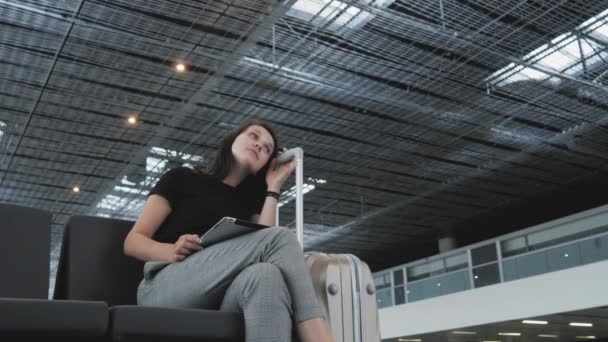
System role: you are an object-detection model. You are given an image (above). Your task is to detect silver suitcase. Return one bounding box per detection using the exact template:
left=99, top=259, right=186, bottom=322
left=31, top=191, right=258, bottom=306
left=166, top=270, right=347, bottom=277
left=277, top=148, right=381, bottom=342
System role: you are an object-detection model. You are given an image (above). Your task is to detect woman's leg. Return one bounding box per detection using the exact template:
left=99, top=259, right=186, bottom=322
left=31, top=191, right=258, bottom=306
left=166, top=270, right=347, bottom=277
left=138, top=226, right=324, bottom=323
left=219, top=263, right=293, bottom=342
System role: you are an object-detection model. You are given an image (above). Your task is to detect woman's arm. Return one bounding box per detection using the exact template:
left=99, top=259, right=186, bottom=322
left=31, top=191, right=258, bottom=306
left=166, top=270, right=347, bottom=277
left=253, top=186, right=280, bottom=226
left=124, top=194, right=201, bottom=262
left=254, top=153, right=296, bottom=226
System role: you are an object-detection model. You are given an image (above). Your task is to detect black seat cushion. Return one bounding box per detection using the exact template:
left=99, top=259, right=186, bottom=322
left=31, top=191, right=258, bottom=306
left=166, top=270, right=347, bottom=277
left=110, top=305, right=244, bottom=342
left=0, top=297, right=107, bottom=336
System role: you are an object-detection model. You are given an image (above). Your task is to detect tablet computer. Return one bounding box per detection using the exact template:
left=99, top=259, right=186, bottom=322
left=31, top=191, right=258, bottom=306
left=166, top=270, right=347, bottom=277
left=199, top=217, right=269, bottom=248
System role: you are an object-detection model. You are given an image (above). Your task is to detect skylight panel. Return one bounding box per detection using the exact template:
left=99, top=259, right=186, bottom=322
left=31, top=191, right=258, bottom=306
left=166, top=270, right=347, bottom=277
left=94, top=146, right=205, bottom=218
left=277, top=177, right=326, bottom=207
left=287, top=0, right=393, bottom=31
left=487, top=8, right=608, bottom=87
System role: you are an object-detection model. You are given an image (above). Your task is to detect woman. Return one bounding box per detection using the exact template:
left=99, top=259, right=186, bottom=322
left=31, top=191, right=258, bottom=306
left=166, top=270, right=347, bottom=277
left=123, top=119, right=335, bottom=342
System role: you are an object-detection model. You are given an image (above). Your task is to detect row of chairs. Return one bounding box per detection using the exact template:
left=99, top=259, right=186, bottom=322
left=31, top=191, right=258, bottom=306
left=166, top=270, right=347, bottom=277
left=0, top=203, right=244, bottom=341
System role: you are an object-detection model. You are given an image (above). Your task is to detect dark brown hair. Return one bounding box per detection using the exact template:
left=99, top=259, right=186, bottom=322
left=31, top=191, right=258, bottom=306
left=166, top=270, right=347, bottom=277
left=207, top=119, right=280, bottom=205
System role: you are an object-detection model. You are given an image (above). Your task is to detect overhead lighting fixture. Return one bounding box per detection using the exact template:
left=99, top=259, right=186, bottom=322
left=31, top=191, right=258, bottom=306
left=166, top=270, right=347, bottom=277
left=523, top=320, right=548, bottom=325
left=126, top=115, right=139, bottom=126
left=538, top=335, right=558, bottom=338
left=498, top=332, right=521, bottom=336
left=483, top=340, right=502, bottom=342
left=452, top=331, right=477, bottom=335
left=570, top=322, right=593, bottom=327
left=72, top=186, right=80, bottom=193
left=575, top=336, right=596, bottom=340
left=175, top=62, right=187, bottom=73
left=398, top=339, right=421, bottom=342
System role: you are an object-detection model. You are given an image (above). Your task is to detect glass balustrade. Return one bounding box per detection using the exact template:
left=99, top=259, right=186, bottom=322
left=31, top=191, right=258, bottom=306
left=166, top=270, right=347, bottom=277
left=372, top=207, right=608, bottom=308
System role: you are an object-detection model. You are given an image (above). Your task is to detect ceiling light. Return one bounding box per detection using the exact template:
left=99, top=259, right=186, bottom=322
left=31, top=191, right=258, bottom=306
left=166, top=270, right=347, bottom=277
left=452, top=331, right=476, bottom=335
left=175, top=62, right=187, bottom=73
left=398, top=339, right=421, bottom=342
left=72, top=186, right=80, bottom=193
left=570, top=322, right=593, bottom=327
left=523, top=320, right=548, bottom=325
left=575, top=337, right=596, bottom=340
left=483, top=340, right=502, bottom=342
left=499, top=332, right=521, bottom=336
left=126, top=115, right=139, bottom=125
left=538, top=335, right=558, bottom=338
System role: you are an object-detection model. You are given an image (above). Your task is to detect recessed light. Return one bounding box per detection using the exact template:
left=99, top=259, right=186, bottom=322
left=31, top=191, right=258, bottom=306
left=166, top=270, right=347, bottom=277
left=538, top=335, right=558, bottom=338
left=72, top=186, right=80, bottom=193
left=175, top=62, right=187, bottom=73
left=575, top=336, right=596, bottom=340
left=498, top=332, right=521, bottom=336
left=126, top=114, right=140, bottom=126
left=570, top=322, right=593, bottom=327
left=398, top=339, right=421, bottom=342
left=452, top=331, right=476, bottom=335
left=523, top=320, right=548, bottom=325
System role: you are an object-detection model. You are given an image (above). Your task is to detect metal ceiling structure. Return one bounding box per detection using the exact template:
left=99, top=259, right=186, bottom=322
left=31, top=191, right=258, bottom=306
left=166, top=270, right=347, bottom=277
left=2, top=0, right=608, bottom=291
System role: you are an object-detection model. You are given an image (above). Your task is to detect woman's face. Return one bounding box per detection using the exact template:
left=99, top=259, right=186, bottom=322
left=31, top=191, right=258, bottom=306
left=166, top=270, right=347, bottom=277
left=231, top=125, right=275, bottom=174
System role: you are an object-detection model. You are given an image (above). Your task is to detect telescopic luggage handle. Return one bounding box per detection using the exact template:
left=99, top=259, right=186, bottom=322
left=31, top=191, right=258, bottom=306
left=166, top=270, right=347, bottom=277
left=275, top=147, right=304, bottom=248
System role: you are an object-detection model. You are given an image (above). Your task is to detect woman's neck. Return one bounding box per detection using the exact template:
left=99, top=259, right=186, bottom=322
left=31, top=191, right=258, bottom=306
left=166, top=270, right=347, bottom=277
left=222, top=165, right=250, bottom=187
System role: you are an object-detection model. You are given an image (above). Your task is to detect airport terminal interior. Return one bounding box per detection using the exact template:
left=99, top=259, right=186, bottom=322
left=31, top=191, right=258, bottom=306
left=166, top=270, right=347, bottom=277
left=1, top=0, right=607, bottom=341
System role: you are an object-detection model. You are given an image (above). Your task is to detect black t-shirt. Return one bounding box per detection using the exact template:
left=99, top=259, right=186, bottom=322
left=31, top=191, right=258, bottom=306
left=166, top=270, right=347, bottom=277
left=149, top=167, right=265, bottom=243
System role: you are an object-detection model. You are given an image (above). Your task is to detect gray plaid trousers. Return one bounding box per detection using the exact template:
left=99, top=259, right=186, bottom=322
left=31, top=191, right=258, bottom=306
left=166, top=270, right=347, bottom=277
left=137, top=226, right=325, bottom=342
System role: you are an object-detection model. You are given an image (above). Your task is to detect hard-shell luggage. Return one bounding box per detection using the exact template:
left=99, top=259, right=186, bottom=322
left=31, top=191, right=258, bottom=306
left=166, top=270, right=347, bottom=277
left=277, top=148, right=381, bottom=342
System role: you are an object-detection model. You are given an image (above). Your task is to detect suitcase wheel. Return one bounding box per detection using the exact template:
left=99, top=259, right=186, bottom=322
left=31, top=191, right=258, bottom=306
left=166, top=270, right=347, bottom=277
left=367, top=283, right=376, bottom=295
left=327, top=283, right=339, bottom=295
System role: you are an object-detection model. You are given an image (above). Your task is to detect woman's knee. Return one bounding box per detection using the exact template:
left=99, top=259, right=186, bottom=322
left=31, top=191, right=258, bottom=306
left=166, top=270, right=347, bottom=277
left=263, top=226, right=299, bottom=245
left=247, top=263, right=289, bottom=293
left=243, top=262, right=283, bottom=284
left=242, top=263, right=292, bottom=306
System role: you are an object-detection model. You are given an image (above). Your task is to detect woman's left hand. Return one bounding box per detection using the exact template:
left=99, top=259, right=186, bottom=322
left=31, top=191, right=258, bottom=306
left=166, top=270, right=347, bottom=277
left=266, top=147, right=296, bottom=192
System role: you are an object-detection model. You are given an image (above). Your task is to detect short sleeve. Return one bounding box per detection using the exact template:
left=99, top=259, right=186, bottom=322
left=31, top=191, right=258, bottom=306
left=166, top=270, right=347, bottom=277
left=249, top=194, right=265, bottom=215
left=148, top=167, right=189, bottom=208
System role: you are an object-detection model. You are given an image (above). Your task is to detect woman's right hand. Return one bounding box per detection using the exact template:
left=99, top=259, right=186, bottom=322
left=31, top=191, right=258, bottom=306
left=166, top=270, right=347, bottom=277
left=169, top=234, right=203, bottom=262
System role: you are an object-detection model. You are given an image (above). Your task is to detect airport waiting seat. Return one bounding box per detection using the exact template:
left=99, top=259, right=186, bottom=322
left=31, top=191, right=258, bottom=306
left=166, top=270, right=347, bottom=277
left=54, top=215, right=244, bottom=341
left=0, top=203, right=108, bottom=341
